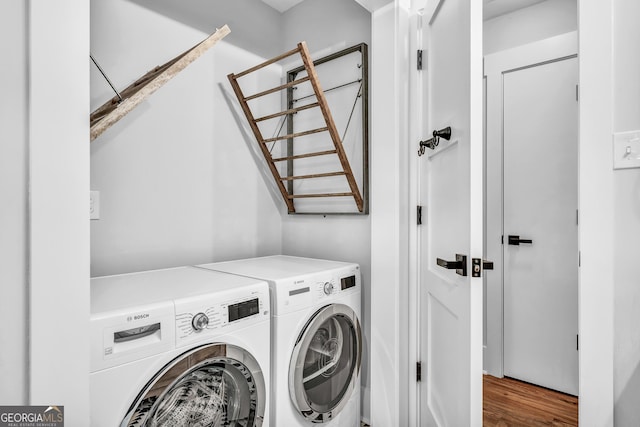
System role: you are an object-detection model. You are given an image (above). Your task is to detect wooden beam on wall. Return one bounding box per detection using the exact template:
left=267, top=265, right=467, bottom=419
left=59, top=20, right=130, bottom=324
left=90, top=25, right=230, bottom=141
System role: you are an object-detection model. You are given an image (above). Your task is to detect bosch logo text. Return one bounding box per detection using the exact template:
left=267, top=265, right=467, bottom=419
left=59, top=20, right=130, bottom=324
left=127, top=313, right=150, bottom=321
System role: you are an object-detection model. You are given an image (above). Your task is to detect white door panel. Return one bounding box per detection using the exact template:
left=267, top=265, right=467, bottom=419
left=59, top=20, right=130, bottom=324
left=503, top=56, right=579, bottom=396
left=418, top=0, right=483, bottom=425
left=484, top=31, right=578, bottom=381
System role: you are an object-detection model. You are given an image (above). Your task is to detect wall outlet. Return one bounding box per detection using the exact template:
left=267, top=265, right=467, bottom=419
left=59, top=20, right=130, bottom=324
left=90, top=191, right=100, bottom=220
left=613, top=130, right=640, bottom=170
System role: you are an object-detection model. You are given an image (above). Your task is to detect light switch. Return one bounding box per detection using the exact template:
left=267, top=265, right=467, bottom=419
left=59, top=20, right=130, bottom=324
left=613, top=130, right=640, bottom=170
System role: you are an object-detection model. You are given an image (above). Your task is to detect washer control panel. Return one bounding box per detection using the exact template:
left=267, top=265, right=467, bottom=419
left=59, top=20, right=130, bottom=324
left=191, top=312, right=210, bottom=331
left=323, top=281, right=334, bottom=295
left=174, top=284, right=269, bottom=347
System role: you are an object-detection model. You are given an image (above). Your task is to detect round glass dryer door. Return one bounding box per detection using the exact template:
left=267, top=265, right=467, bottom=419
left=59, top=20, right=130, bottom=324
left=289, top=303, right=362, bottom=423
left=121, top=343, right=265, bottom=427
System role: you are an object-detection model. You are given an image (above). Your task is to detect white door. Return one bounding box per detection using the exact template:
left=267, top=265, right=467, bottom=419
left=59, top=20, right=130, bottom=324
left=503, top=56, right=579, bottom=396
left=418, top=0, right=483, bottom=425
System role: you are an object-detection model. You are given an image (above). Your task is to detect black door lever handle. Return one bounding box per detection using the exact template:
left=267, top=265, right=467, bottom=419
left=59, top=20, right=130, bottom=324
left=436, top=254, right=467, bottom=276
left=508, top=235, right=533, bottom=245
left=437, top=258, right=463, bottom=269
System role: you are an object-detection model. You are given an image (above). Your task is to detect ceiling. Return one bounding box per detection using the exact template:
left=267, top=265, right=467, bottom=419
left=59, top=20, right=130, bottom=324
left=260, top=0, right=549, bottom=18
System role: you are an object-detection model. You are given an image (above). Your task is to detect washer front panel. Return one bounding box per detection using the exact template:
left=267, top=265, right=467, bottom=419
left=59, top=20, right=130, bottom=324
left=289, top=303, right=362, bottom=423
left=121, top=343, right=265, bottom=427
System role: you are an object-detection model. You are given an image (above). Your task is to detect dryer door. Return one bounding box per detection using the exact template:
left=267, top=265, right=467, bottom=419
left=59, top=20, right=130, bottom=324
left=289, top=303, right=362, bottom=423
left=121, top=343, right=265, bottom=427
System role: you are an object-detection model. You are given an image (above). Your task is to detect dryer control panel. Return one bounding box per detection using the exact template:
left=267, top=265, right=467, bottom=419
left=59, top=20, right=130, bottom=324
left=174, top=282, right=269, bottom=348
left=273, top=265, right=360, bottom=316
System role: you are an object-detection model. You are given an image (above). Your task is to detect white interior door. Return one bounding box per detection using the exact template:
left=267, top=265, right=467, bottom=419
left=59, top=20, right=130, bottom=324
left=484, top=32, right=578, bottom=382
left=418, top=0, right=483, bottom=425
left=503, top=55, right=579, bottom=396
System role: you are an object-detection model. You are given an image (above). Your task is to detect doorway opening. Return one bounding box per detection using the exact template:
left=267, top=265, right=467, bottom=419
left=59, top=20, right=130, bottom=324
left=482, top=0, right=579, bottom=422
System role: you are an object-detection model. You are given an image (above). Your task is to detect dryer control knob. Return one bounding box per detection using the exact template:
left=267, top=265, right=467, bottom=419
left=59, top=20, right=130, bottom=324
left=192, top=313, right=209, bottom=331
left=323, top=282, right=334, bottom=295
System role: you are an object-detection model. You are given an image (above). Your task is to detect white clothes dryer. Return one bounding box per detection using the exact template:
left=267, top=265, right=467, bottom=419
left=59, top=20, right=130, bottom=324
left=197, top=256, right=362, bottom=427
left=90, top=266, right=270, bottom=427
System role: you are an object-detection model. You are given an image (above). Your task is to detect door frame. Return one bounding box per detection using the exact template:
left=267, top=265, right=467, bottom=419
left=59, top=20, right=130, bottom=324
left=370, top=1, right=615, bottom=426
left=576, top=1, right=614, bottom=424
left=483, top=31, right=578, bottom=379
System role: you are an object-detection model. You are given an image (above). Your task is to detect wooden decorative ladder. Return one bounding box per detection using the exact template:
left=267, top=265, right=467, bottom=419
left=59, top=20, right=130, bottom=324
left=227, top=42, right=364, bottom=213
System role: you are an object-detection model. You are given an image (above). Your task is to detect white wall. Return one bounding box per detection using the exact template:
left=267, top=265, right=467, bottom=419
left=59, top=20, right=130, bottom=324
left=29, top=0, right=91, bottom=424
left=484, top=0, right=577, bottom=55
left=279, top=0, right=373, bottom=421
left=612, top=0, right=640, bottom=424
left=281, top=0, right=371, bottom=53
left=0, top=0, right=28, bottom=404
left=130, top=0, right=284, bottom=59
left=90, top=0, right=283, bottom=277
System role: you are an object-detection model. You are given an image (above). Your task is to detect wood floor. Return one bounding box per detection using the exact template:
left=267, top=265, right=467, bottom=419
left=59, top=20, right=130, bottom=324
left=484, top=375, right=578, bottom=427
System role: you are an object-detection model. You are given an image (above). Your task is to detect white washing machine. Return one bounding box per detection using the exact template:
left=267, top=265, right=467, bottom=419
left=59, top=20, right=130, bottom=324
left=90, top=266, right=271, bottom=427
left=196, top=255, right=362, bottom=427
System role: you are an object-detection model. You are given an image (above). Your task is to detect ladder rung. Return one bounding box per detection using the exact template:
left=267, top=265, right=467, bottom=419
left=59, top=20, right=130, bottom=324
left=272, top=150, right=337, bottom=162
left=288, top=192, right=354, bottom=199
left=232, top=46, right=302, bottom=78
left=281, top=171, right=346, bottom=181
left=255, top=102, right=320, bottom=122
left=245, top=77, right=311, bottom=101
left=263, top=127, right=328, bottom=143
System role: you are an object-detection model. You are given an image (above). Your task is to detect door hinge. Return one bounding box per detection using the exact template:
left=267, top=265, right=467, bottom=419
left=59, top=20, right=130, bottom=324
left=417, top=50, right=423, bottom=70
left=416, top=361, right=422, bottom=382
left=417, top=205, right=423, bottom=225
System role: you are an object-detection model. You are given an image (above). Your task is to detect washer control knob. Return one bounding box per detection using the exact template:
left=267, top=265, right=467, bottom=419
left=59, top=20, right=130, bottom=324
left=323, top=282, right=334, bottom=295
left=192, top=313, right=209, bottom=331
